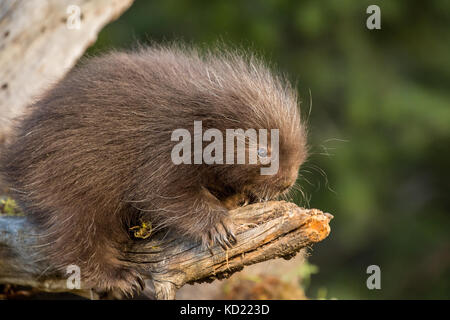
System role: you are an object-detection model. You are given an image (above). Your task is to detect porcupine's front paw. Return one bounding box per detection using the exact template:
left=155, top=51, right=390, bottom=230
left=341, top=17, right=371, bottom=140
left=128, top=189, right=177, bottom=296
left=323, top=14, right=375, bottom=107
left=201, top=214, right=237, bottom=250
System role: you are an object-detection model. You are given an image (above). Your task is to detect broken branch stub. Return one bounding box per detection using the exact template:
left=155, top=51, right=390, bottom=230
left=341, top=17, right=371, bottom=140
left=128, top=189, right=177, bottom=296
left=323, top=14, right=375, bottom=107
left=128, top=201, right=332, bottom=299
left=0, top=201, right=332, bottom=299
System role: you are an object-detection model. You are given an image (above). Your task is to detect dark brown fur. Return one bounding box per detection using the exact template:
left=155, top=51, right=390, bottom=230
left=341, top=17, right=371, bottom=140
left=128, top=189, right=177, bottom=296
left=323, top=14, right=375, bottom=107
left=0, top=45, right=307, bottom=295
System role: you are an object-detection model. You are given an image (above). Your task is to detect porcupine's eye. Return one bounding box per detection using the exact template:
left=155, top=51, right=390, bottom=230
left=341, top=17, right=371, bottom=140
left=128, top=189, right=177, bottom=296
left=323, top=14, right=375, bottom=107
left=257, top=147, right=272, bottom=166
left=257, top=147, right=268, bottom=158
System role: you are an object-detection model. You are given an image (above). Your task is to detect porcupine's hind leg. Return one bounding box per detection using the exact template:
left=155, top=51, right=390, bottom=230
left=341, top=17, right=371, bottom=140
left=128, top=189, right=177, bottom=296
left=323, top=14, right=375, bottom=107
left=31, top=202, right=145, bottom=297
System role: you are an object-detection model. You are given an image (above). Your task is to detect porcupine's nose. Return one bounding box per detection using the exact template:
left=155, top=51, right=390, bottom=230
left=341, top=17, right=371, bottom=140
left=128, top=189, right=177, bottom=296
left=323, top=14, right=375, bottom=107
left=279, top=178, right=295, bottom=192
left=280, top=184, right=290, bottom=192
left=280, top=167, right=299, bottom=192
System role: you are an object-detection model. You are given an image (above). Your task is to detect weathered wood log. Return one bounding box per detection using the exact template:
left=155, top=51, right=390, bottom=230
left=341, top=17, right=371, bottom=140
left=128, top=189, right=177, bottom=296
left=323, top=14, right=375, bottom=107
left=0, top=0, right=134, bottom=144
left=0, top=201, right=332, bottom=299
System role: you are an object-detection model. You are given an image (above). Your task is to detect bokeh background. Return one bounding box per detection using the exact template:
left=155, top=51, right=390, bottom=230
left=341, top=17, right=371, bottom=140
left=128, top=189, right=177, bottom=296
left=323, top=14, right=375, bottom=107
left=87, top=0, right=449, bottom=299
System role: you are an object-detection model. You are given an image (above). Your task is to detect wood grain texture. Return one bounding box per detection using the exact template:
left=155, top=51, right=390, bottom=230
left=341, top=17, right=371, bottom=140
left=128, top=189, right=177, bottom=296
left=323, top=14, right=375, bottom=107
left=0, top=0, right=134, bottom=143
left=0, top=201, right=332, bottom=299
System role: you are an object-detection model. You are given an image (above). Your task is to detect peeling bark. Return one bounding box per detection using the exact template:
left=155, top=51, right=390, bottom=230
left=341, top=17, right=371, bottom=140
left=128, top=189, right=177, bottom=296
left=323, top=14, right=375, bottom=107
left=0, top=201, right=332, bottom=299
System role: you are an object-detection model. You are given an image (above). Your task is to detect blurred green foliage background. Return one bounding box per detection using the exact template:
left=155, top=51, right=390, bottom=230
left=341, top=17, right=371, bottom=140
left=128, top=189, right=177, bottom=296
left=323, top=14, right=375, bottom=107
left=87, top=0, right=450, bottom=299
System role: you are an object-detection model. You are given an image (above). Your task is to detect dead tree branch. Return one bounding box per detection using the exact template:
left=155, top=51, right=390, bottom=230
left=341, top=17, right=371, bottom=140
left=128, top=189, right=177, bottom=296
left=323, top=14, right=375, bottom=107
left=0, top=0, right=134, bottom=144
left=0, top=201, right=332, bottom=299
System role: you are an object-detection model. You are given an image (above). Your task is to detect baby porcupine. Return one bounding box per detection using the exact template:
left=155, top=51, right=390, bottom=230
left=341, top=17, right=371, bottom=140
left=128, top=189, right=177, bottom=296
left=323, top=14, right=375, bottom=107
left=0, top=45, right=308, bottom=295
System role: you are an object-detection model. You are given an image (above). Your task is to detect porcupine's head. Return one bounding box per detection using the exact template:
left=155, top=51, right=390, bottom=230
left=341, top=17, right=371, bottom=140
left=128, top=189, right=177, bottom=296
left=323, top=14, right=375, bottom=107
left=158, top=45, right=309, bottom=202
